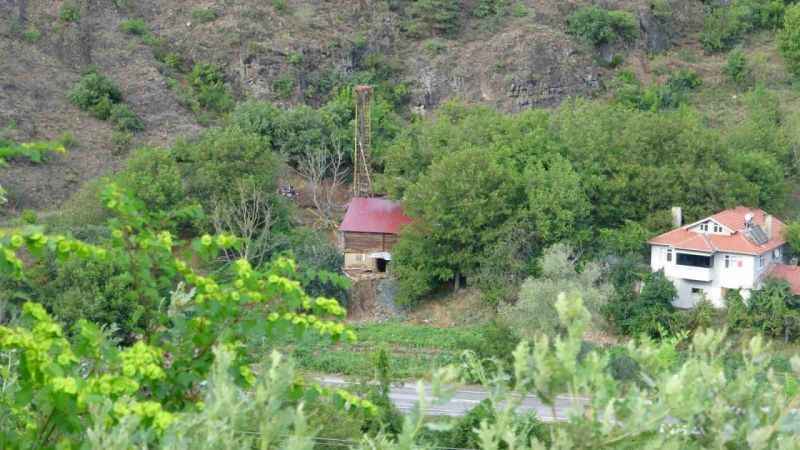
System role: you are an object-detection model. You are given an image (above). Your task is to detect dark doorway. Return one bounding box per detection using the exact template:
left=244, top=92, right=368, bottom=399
left=376, top=258, right=388, bottom=273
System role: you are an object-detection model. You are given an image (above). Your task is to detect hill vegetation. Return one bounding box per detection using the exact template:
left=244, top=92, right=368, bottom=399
left=2, top=0, right=800, bottom=448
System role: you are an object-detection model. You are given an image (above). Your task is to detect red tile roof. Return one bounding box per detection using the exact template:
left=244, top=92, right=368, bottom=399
left=339, top=197, right=412, bottom=235
left=768, top=264, right=800, bottom=295
left=648, top=207, right=785, bottom=255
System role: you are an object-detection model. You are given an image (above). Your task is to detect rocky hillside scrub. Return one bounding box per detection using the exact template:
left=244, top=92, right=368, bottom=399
left=0, top=0, right=708, bottom=214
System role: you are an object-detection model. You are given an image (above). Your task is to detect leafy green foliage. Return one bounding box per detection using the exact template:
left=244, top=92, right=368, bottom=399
left=500, top=244, right=611, bottom=340
left=119, top=19, right=149, bottom=36
left=109, top=103, right=144, bottom=132
left=621, top=270, right=678, bottom=337
left=614, top=69, right=702, bottom=111
left=566, top=6, right=638, bottom=46
left=172, top=126, right=285, bottom=215
left=473, top=0, right=509, bottom=18
left=452, top=297, right=800, bottom=449
left=117, top=147, right=187, bottom=214
left=405, top=0, right=461, bottom=38
left=59, top=2, right=80, bottom=22
left=743, top=280, right=800, bottom=341
left=185, top=63, right=234, bottom=113
left=784, top=221, right=800, bottom=255
left=724, top=47, right=752, bottom=85
left=68, top=68, right=143, bottom=132
left=68, top=69, right=123, bottom=118
left=0, top=187, right=355, bottom=448
left=385, top=99, right=789, bottom=301
left=702, top=0, right=788, bottom=52
left=780, top=3, right=800, bottom=77
left=0, top=139, right=67, bottom=167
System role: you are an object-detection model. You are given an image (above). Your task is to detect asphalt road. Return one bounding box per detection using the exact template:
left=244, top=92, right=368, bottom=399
left=318, top=376, right=581, bottom=422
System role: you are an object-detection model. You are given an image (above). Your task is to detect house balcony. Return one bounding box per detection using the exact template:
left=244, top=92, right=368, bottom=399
left=669, top=264, right=713, bottom=282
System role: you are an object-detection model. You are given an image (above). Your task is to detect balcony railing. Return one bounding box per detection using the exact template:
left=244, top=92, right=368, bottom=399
left=669, top=264, right=712, bottom=282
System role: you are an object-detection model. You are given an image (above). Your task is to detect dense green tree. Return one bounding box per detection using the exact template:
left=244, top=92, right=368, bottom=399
left=394, top=148, right=523, bottom=302
left=748, top=279, right=800, bottom=341
left=172, top=126, right=286, bottom=215
left=606, top=269, right=678, bottom=337
left=118, top=147, right=186, bottom=213
left=779, top=3, right=800, bottom=76
left=523, top=154, right=589, bottom=244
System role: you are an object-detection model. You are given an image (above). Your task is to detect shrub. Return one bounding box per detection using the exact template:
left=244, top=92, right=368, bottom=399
left=59, top=2, right=80, bottom=22
left=68, top=69, right=123, bottom=115
left=725, top=289, right=750, bottom=330
left=566, top=6, right=637, bottom=46
left=28, top=253, right=150, bottom=342
left=724, top=48, right=752, bottom=85
left=119, top=18, right=149, bottom=36
left=511, top=2, right=529, bottom=18
left=229, top=101, right=283, bottom=137
left=779, top=4, right=800, bottom=77
left=272, top=75, right=295, bottom=99
left=701, top=4, right=749, bottom=52
left=118, top=147, right=185, bottom=212
left=499, top=244, right=612, bottom=340
left=191, top=8, right=218, bottom=24
left=188, top=63, right=234, bottom=113
left=607, top=270, right=677, bottom=337
left=111, top=130, right=133, bottom=154
left=473, top=0, right=509, bottom=18
left=294, top=243, right=348, bottom=302
left=681, top=298, right=719, bottom=331
left=109, top=103, right=144, bottom=132
left=405, top=0, right=461, bottom=38
left=272, top=0, right=287, bottom=12
left=613, top=69, right=701, bottom=111
left=748, top=280, right=800, bottom=341
left=20, top=209, right=38, bottom=224
left=425, top=400, right=549, bottom=449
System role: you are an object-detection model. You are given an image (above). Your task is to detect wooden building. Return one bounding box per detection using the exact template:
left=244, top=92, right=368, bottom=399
left=338, top=197, right=411, bottom=273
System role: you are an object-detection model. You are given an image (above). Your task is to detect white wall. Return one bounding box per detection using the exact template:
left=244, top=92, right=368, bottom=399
left=649, top=245, right=780, bottom=308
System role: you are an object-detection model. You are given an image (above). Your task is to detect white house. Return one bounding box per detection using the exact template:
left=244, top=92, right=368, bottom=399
left=648, top=206, right=798, bottom=308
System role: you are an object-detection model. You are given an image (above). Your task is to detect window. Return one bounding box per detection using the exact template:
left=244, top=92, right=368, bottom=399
left=677, top=252, right=712, bottom=268
left=691, top=288, right=704, bottom=294
left=758, top=255, right=765, bottom=268
left=724, top=255, right=730, bottom=268
left=700, top=223, right=709, bottom=232
left=667, top=248, right=673, bottom=262
left=713, top=223, right=722, bottom=233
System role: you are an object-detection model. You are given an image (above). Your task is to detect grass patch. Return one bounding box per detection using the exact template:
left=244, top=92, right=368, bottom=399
left=191, top=8, right=219, bottom=24
left=265, top=322, right=484, bottom=379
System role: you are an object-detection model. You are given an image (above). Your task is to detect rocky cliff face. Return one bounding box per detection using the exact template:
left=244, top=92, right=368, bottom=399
left=0, top=0, right=701, bottom=213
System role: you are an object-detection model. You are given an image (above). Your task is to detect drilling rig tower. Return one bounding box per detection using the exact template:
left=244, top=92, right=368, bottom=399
left=353, top=85, right=373, bottom=198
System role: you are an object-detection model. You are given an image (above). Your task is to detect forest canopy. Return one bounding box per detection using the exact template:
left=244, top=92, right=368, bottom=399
left=384, top=96, right=795, bottom=303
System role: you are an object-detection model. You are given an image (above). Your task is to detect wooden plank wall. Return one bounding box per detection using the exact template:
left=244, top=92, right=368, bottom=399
left=343, top=232, right=398, bottom=253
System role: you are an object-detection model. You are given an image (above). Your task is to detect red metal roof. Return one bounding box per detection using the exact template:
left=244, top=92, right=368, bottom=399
left=648, top=207, right=785, bottom=255
left=768, top=264, right=800, bottom=295
left=339, top=197, right=412, bottom=235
